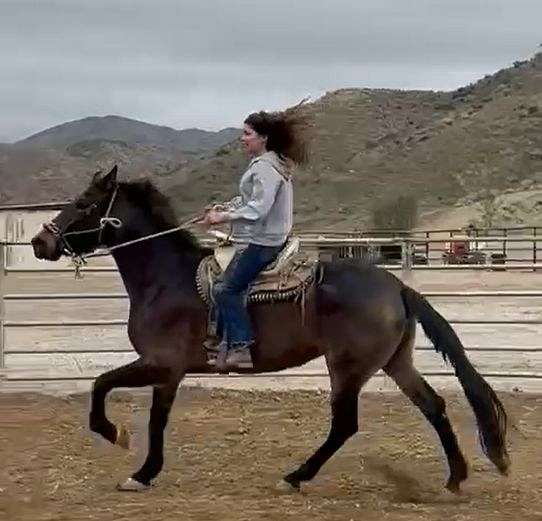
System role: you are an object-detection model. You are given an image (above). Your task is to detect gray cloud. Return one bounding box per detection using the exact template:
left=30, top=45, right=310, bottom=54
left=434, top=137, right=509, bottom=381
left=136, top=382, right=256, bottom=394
left=1, top=0, right=540, bottom=141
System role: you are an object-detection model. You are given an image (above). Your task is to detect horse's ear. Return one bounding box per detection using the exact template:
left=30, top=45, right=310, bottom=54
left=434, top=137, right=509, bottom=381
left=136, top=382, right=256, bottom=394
left=91, top=169, right=103, bottom=185
left=100, top=165, right=118, bottom=191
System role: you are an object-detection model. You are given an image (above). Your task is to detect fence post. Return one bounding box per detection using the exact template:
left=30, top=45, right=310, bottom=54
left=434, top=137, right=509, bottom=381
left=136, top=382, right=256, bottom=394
left=401, top=239, right=413, bottom=279
left=533, top=227, right=537, bottom=272
left=0, top=241, right=6, bottom=382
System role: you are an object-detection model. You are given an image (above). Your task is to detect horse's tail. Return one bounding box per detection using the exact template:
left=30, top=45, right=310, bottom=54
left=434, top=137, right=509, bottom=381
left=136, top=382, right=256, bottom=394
left=401, top=285, right=510, bottom=475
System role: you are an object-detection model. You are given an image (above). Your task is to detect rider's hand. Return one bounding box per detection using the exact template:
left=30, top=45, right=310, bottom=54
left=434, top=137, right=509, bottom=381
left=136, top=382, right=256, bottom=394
left=197, top=209, right=229, bottom=227
left=207, top=209, right=229, bottom=225
left=204, top=203, right=226, bottom=212
left=196, top=208, right=212, bottom=228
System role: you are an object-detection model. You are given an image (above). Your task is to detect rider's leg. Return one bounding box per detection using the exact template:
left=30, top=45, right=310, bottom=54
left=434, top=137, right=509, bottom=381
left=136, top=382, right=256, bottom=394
left=214, top=243, right=283, bottom=368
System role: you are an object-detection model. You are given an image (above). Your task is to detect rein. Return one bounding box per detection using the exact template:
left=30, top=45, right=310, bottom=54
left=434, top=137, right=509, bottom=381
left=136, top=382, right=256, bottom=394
left=71, top=215, right=204, bottom=278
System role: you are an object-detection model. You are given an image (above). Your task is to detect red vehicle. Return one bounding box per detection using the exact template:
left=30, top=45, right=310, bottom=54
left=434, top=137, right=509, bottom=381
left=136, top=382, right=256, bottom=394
left=442, top=239, right=487, bottom=265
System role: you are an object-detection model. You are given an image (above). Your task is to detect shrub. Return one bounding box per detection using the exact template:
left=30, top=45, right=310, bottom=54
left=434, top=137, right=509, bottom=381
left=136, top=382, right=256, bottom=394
left=371, top=194, right=418, bottom=230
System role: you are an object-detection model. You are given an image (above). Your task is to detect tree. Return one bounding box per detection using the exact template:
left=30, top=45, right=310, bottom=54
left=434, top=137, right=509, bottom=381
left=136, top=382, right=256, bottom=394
left=466, top=164, right=499, bottom=228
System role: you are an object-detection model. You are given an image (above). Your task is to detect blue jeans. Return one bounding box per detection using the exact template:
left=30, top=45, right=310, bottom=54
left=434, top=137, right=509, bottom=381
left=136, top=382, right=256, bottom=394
left=212, top=242, right=284, bottom=346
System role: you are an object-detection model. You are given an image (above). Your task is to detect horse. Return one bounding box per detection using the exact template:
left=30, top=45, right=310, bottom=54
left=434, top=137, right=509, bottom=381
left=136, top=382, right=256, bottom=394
left=30, top=165, right=510, bottom=493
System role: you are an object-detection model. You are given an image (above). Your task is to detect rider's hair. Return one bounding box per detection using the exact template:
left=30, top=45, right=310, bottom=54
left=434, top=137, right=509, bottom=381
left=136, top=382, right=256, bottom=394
left=244, top=100, right=313, bottom=166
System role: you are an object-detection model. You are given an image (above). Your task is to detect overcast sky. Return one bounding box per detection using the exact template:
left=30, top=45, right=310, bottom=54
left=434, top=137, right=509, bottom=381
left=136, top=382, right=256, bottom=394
left=1, top=0, right=540, bottom=142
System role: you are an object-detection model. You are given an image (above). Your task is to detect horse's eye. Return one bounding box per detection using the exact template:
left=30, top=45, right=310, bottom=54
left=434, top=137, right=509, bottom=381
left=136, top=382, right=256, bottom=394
left=75, top=200, right=89, bottom=210
left=76, top=200, right=98, bottom=212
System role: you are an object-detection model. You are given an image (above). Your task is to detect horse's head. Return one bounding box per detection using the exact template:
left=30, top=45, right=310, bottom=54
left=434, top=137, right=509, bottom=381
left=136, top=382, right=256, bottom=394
left=31, top=165, right=120, bottom=261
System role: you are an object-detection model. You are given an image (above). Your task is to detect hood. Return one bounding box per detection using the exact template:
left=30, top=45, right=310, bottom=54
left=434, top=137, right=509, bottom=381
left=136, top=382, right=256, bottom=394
left=253, top=151, right=291, bottom=180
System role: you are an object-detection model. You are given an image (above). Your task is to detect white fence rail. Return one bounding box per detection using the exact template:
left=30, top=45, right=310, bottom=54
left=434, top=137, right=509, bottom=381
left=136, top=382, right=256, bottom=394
left=1, top=237, right=542, bottom=392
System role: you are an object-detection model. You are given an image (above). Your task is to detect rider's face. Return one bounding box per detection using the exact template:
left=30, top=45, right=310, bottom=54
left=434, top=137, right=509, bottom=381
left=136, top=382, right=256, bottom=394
left=241, top=124, right=267, bottom=158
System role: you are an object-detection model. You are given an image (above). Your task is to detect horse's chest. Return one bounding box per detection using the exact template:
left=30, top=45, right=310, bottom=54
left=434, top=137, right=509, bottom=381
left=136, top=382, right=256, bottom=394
left=126, top=309, right=161, bottom=349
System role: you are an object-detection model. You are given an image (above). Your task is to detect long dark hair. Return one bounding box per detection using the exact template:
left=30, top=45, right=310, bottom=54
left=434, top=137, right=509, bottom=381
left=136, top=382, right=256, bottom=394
left=244, top=100, right=312, bottom=166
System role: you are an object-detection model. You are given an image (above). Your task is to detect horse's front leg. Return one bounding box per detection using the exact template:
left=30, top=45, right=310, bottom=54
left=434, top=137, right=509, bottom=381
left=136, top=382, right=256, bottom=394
left=89, top=357, right=172, bottom=447
left=118, top=381, right=180, bottom=491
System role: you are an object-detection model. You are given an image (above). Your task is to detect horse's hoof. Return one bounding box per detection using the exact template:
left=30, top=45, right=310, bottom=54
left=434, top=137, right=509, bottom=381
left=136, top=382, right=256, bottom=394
left=276, top=479, right=300, bottom=493
left=445, top=479, right=462, bottom=495
left=496, top=454, right=511, bottom=476
left=115, top=424, right=130, bottom=449
left=116, top=478, right=150, bottom=492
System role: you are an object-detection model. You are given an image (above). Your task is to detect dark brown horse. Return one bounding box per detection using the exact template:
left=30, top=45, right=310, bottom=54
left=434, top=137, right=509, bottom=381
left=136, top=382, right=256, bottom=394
left=31, top=166, right=510, bottom=493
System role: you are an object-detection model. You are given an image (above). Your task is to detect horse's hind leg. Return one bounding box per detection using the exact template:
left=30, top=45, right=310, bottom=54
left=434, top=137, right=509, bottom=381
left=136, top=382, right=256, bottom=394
left=282, top=363, right=371, bottom=490
left=384, top=323, right=468, bottom=493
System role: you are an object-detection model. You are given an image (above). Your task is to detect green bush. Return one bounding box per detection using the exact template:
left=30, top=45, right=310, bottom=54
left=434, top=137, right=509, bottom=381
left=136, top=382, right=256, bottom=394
left=215, top=148, right=230, bottom=157
left=371, top=194, right=418, bottom=230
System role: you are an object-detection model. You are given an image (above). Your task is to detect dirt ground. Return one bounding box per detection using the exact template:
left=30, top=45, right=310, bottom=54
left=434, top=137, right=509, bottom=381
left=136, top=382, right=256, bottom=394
left=0, top=388, right=541, bottom=521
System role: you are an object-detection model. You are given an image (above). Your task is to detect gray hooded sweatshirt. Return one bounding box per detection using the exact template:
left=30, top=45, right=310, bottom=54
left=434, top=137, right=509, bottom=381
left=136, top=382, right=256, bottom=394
left=223, top=151, right=293, bottom=247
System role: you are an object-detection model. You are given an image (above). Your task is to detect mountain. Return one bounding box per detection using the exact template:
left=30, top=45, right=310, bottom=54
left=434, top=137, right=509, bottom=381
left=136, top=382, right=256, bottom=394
left=16, top=115, right=240, bottom=153
left=1, top=52, right=541, bottom=231
left=0, top=116, right=241, bottom=207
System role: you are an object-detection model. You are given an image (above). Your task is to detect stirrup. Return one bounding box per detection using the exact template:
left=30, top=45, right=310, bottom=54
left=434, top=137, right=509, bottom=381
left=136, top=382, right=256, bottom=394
left=206, top=341, right=229, bottom=373
left=203, top=336, right=221, bottom=353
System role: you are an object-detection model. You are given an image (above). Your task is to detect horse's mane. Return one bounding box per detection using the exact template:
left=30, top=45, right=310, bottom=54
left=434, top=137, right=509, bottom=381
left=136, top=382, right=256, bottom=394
left=120, top=178, right=201, bottom=253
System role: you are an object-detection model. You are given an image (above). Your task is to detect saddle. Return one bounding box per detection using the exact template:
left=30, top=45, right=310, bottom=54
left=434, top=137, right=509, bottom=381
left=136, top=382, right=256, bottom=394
left=196, top=232, right=319, bottom=306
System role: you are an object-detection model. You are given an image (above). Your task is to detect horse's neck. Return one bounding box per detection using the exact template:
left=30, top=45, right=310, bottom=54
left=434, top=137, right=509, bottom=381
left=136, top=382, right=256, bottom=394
left=110, top=229, right=201, bottom=302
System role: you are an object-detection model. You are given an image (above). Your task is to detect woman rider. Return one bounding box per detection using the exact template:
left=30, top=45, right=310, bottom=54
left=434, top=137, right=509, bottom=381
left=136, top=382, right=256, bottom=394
left=201, top=105, right=310, bottom=370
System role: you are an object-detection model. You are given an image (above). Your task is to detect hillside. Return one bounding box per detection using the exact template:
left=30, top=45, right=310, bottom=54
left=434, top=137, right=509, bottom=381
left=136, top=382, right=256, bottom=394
left=164, top=51, right=542, bottom=229
left=1, top=52, right=541, bottom=232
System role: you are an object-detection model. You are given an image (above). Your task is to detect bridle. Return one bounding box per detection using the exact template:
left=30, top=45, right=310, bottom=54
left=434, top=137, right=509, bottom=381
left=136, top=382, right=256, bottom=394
left=43, top=186, right=122, bottom=265
left=42, top=185, right=203, bottom=278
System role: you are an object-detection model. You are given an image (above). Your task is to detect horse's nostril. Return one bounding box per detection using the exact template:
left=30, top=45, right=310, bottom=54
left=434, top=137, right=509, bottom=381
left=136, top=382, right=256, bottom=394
left=31, top=235, right=47, bottom=258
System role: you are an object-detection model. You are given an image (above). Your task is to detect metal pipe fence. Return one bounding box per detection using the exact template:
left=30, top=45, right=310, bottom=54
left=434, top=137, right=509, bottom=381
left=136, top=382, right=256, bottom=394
left=1, top=236, right=542, bottom=388
left=4, top=234, right=542, bottom=272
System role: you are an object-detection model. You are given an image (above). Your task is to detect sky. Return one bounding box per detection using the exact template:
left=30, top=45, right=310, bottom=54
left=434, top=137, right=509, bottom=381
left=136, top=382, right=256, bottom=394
left=1, top=0, right=540, bottom=142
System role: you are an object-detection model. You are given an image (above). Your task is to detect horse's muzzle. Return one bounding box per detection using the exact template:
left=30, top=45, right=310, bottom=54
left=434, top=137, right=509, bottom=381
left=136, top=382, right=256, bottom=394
left=31, top=227, right=63, bottom=261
